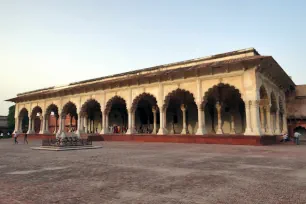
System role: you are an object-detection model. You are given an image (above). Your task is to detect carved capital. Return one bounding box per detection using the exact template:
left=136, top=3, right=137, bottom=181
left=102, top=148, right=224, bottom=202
left=180, top=104, right=187, bottom=111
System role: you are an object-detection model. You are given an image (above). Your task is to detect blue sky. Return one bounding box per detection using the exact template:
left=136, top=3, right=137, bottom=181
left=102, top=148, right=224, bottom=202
left=0, top=0, right=305, bottom=115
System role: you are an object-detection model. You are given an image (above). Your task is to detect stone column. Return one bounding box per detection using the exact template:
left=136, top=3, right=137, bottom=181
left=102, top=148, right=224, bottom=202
left=56, top=114, right=66, bottom=138
left=259, top=105, right=265, bottom=133
left=230, top=112, right=236, bottom=134
left=157, top=108, right=168, bottom=135
left=100, top=112, right=108, bottom=134
left=215, top=102, right=223, bottom=134
left=180, top=104, right=187, bottom=134
left=265, top=106, right=273, bottom=135
left=39, top=115, right=46, bottom=134
left=282, top=111, right=288, bottom=134
left=196, top=103, right=207, bottom=135
left=76, top=112, right=83, bottom=137
left=14, top=117, right=20, bottom=133
left=152, top=106, right=157, bottom=134
left=27, top=117, right=33, bottom=134
left=54, top=116, right=58, bottom=134
left=84, top=115, right=88, bottom=133
left=132, top=110, right=136, bottom=134
left=126, top=109, right=133, bottom=134
left=244, top=100, right=252, bottom=135
left=45, top=116, right=50, bottom=133
left=19, top=117, right=23, bottom=133
left=250, top=100, right=262, bottom=135
left=275, top=112, right=281, bottom=134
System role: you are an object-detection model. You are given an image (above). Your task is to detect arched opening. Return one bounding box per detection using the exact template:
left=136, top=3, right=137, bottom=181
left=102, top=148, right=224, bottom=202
left=105, top=96, right=128, bottom=134
left=270, top=92, right=277, bottom=133
left=81, top=99, right=102, bottom=134
left=19, top=108, right=29, bottom=133
left=31, top=106, right=43, bottom=133
left=203, top=84, right=246, bottom=134
left=46, top=104, right=59, bottom=134
left=294, top=126, right=306, bottom=143
left=259, top=86, right=269, bottom=133
left=164, top=89, right=197, bottom=134
left=61, top=102, right=78, bottom=133
left=132, top=93, right=159, bottom=134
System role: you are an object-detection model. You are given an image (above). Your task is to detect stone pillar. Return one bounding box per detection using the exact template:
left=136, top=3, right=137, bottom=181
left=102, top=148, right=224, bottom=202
left=265, top=106, right=273, bottom=135
left=76, top=112, right=83, bottom=137
left=196, top=103, right=207, bottom=135
left=230, top=112, right=236, bottom=134
left=56, top=114, right=66, bottom=138
left=19, top=117, right=23, bottom=132
left=275, top=109, right=281, bottom=135
left=215, top=102, right=223, bottom=134
left=282, top=111, right=288, bottom=134
left=132, top=110, right=136, bottom=134
left=45, top=116, right=50, bottom=133
left=250, top=100, right=262, bottom=135
left=259, top=105, right=265, bottom=133
left=14, top=117, right=19, bottom=133
left=100, top=112, right=108, bottom=134
left=39, top=115, right=46, bottom=134
left=126, top=109, right=133, bottom=134
left=54, top=116, right=58, bottom=134
left=27, top=117, right=32, bottom=134
left=152, top=106, right=157, bottom=134
left=84, top=115, right=88, bottom=133
left=180, top=104, right=187, bottom=134
left=157, top=108, right=168, bottom=135
left=244, top=100, right=252, bottom=135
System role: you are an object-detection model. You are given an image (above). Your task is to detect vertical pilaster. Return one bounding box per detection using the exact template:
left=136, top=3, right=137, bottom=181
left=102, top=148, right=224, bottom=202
left=282, top=111, right=288, bottom=134
left=180, top=104, right=187, bottom=134
left=275, top=110, right=281, bottom=134
left=265, top=106, right=273, bottom=135
left=196, top=103, right=206, bottom=135
left=27, top=117, right=33, bottom=134
left=215, top=102, right=223, bottom=134
left=152, top=106, right=157, bottom=134
left=157, top=108, right=168, bottom=135
left=259, top=105, right=265, bottom=133
left=250, top=100, right=262, bottom=135
left=244, top=100, right=252, bottom=135
left=230, top=112, right=236, bottom=134
left=39, top=115, right=45, bottom=134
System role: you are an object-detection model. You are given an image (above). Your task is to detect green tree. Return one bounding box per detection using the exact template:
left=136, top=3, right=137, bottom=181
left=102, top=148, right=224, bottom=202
left=7, top=105, right=15, bottom=132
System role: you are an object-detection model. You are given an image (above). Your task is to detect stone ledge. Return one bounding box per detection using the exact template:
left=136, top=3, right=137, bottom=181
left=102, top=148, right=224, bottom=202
left=31, top=146, right=102, bottom=151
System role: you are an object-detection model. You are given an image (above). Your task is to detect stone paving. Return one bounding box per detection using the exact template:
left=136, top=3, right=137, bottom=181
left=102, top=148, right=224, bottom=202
left=0, top=139, right=306, bottom=204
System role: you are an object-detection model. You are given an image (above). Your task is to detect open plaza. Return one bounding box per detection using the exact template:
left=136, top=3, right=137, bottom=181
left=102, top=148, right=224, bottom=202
left=0, top=139, right=306, bottom=204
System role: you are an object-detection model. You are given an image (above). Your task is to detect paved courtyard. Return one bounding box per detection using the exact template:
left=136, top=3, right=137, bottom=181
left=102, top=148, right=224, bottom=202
left=0, top=139, right=306, bottom=204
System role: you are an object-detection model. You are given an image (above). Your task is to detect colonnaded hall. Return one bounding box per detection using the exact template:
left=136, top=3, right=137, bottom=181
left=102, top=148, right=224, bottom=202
left=7, top=48, right=306, bottom=145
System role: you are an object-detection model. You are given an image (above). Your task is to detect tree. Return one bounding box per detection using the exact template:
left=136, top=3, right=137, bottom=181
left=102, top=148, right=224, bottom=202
left=7, top=105, right=15, bottom=132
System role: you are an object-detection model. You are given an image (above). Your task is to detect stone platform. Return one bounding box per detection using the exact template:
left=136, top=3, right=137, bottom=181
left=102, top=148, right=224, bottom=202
left=89, top=134, right=280, bottom=146
left=31, top=145, right=102, bottom=151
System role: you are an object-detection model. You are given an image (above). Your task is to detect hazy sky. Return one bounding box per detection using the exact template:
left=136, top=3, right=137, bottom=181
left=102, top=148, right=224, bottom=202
left=1, top=0, right=305, bottom=115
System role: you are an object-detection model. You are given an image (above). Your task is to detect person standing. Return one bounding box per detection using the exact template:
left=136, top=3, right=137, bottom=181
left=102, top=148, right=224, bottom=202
left=14, top=132, right=19, bottom=144
left=24, top=133, right=28, bottom=144
left=294, top=131, right=301, bottom=145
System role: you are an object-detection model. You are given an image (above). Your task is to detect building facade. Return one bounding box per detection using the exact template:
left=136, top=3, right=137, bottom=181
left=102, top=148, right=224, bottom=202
left=7, top=48, right=297, bottom=144
left=0, top=116, right=9, bottom=134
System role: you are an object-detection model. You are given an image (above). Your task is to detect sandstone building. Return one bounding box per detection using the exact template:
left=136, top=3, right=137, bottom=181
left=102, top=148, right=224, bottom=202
left=7, top=48, right=304, bottom=144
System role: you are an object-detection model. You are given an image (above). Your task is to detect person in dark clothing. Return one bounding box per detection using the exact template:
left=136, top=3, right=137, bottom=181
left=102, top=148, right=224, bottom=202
left=14, top=132, right=19, bottom=144
left=24, top=133, right=28, bottom=144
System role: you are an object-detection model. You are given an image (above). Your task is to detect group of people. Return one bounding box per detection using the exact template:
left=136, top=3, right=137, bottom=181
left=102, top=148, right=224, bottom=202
left=109, top=125, right=127, bottom=134
left=280, top=132, right=302, bottom=145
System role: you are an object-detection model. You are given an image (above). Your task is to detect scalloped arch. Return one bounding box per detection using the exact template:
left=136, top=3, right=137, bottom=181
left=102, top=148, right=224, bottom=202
left=163, top=88, right=196, bottom=110
left=61, top=101, right=77, bottom=115
left=46, top=104, right=59, bottom=115
left=203, top=83, right=243, bottom=103
left=80, top=98, right=101, bottom=113
left=131, top=92, right=158, bottom=112
left=105, top=96, right=127, bottom=114
left=19, top=107, right=29, bottom=117
left=31, top=106, right=43, bottom=117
